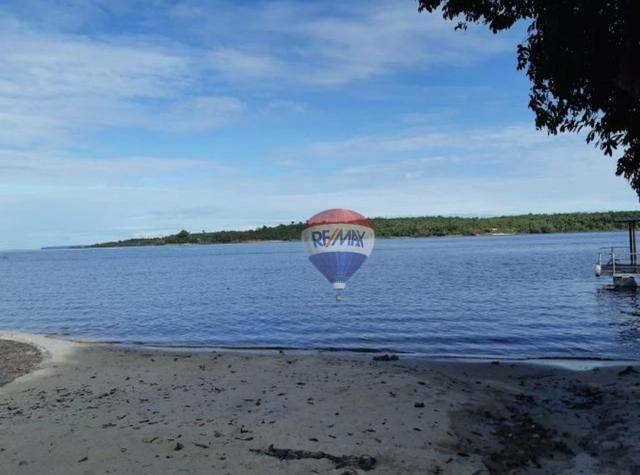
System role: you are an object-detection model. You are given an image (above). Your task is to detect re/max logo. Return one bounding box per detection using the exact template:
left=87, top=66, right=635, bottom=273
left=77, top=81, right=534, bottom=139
left=312, top=229, right=366, bottom=248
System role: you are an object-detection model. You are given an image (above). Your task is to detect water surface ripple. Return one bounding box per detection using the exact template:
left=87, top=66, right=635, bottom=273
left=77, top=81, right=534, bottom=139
left=2, top=232, right=640, bottom=359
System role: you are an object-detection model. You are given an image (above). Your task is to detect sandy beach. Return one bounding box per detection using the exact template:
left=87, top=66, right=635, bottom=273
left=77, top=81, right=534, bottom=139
left=1, top=332, right=639, bottom=474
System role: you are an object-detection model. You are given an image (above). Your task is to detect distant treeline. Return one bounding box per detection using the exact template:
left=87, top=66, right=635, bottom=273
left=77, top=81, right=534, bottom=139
left=86, top=211, right=640, bottom=248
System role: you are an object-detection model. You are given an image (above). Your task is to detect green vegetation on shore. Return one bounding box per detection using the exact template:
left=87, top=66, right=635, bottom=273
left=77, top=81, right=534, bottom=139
left=86, top=211, right=640, bottom=248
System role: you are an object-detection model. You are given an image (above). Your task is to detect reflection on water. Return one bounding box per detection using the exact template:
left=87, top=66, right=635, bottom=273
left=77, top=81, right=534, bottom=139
left=1, top=231, right=640, bottom=359
left=596, top=286, right=640, bottom=347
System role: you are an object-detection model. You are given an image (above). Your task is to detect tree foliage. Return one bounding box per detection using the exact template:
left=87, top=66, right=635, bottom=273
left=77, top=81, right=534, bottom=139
left=87, top=211, right=640, bottom=247
left=418, top=0, right=640, bottom=195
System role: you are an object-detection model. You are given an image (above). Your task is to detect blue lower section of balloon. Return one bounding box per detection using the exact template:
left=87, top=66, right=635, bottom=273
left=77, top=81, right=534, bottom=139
left=309, top=252, right=367, bottom=284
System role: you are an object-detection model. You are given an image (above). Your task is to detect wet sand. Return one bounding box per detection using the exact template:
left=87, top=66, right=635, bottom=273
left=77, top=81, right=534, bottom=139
left=1, top=331, right=639, bottom=474
left=0, top=338, right=42, bottom=386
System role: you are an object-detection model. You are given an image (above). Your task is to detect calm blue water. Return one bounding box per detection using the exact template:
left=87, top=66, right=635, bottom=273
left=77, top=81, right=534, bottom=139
left=2, top=232, right=640, bottom=359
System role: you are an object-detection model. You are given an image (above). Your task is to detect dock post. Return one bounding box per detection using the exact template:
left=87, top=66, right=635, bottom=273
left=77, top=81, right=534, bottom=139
left=631, top=222, right=638, bottom=270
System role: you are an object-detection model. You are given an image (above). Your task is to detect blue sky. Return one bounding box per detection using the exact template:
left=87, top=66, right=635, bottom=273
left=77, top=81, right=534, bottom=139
left=1, top=0, right=637, bottom=249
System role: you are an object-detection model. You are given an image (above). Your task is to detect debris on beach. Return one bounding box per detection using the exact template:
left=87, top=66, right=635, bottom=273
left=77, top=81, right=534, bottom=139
left=0, top=340, right=42, bottom=387
left=251, top=445, right=377, bottom=471
left=618, top=366, right=637, bottom=377
left=372, top=354, right=398, bottom=362
left=451, top=386, right=576, bottom=474
left=3, top=337, right=640, bottom=474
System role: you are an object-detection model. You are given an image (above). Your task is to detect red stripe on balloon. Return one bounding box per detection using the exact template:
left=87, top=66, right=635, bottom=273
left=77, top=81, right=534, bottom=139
left=304, top=208, right=372, bottom=229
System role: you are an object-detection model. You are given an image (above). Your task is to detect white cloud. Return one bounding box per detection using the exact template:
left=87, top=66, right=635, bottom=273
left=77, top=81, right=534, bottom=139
left=145, top=1, right=515, bottom=86
left=300, top=132, right=452, bottom=158
left=206, top=48, right=283, bottom=80
left=287, top=124, right=549, bottom=161
left=0, top=18, right=246, bottom=146
left=282, top=2, right=511, bottom=85
left=0, top=150, right=239, bottom=189
left=264, top=123, right=637, bottom=218
left=0, top=1, right=514, bottom=148
left=0, top=23, right=190, bottom=99
left=116, top=96, right=246, bottom=132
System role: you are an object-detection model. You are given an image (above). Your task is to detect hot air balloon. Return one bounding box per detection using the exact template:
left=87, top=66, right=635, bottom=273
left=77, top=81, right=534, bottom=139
left=302, top=208, right=375, bottom=293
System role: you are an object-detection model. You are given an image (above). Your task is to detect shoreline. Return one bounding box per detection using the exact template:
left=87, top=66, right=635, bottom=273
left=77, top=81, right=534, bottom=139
left=2, top=331, right=640, bottom=473
left=51, top=228, right=631, bottom=250
left=0, top=228, right=619, bottom=252
left=7, top=331, right=640, bottom=365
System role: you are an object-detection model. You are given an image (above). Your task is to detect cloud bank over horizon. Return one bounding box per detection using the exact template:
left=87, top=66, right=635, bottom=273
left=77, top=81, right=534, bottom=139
left=0, top=0, right=636, bottom=249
